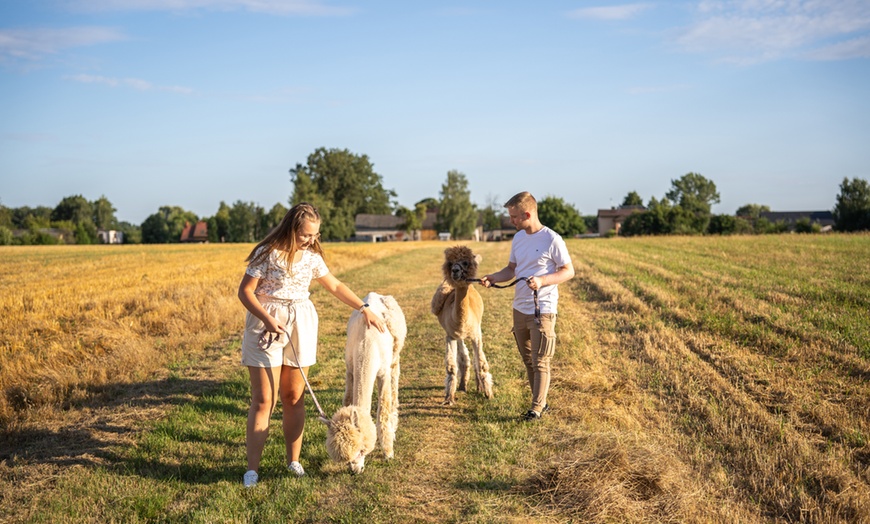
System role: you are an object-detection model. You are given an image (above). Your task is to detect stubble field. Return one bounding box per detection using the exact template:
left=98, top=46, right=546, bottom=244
left=1, top=234, right=868, bottom=523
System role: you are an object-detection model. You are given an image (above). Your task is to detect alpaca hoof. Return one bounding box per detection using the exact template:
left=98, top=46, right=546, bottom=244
left=442, top=398, right=455, bottom=406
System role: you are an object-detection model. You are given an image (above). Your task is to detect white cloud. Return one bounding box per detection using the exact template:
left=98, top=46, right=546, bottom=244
left=804, top=35, right=870, bottom=60
left=65, top=73, right=195, bottom=94
left=675, top=0, right=870, bottom=63
left=566, top=3, right=653, bottom=21
left=0, top=27, right=125, bottom=62
left=64, top=0, right=355, bottom=16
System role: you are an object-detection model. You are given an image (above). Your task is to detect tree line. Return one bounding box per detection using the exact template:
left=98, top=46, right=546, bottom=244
left=616, top=174, right=870, bottom=236
left=2, top=147, right=868, bottom=245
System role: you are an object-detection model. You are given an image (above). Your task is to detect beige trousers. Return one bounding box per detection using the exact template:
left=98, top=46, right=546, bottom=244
left=512, top=309, right=557, bottom=413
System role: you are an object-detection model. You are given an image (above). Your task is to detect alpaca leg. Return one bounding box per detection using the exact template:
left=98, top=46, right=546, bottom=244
left=443, top=337, right=459, bottom=405
left=470, top=335, right=494, bottom=399
left=389, top=356, right=400, bottom=438
left=376, top=369, right=395, bottom=459
left=456, top=339, right=470, bottom=392
left=343, top=356, right=355, bottom=407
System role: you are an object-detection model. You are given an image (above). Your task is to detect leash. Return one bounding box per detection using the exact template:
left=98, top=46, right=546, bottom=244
left=467, top=277, right=541, bottom=326
left=258, top=330, right=331, bottom=425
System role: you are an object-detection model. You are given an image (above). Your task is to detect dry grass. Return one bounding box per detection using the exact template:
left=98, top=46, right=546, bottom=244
left=1, top=235, right=868, bottom=523
left=0, top=242, right=418, bottom=428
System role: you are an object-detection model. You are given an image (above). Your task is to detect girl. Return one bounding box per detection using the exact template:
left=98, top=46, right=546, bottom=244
left=238, top=202, right=384, bottom=488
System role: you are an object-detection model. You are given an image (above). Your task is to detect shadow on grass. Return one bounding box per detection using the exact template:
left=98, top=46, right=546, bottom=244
left=0, top=375, right=232, bottom=467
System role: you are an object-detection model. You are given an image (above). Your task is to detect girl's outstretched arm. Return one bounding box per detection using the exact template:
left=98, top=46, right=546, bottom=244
left=316, top=273, right=385, bottom=332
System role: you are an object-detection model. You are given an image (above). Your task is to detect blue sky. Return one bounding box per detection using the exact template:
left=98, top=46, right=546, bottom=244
left=2, top=0, right=869, bottom=224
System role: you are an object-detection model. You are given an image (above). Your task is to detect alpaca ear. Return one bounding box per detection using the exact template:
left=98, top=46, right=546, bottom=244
left=350, top=408, right=360, bottom=426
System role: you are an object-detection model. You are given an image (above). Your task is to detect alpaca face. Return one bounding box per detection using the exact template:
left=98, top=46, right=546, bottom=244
left=442, top=246, right=479, bottom=283
left=325, top=406, right=377, bottom=474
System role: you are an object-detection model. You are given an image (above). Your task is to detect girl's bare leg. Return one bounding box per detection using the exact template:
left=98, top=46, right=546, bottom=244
left=247, top=366, right=280, bottom=471
left=280, top=365, right=308, bottom=463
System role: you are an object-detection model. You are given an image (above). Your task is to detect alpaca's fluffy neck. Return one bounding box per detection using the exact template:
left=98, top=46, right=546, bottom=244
left=451, top=282, right=473, bottom=323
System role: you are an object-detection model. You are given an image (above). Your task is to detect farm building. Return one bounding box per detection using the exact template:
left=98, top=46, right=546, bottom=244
left=180, top=221, right=209, bottom=243
left=352, top=214, right=408, bottom=242
left=97, top=229, right=124, bottom=244
left=597, top=205, right=646, bottom=236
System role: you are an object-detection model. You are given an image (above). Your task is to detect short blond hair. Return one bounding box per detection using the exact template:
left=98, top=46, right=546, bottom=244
left=504, top=191, right=537, bottom=212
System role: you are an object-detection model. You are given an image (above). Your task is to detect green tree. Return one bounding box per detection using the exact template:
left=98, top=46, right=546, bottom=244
left=538, top=196, right=587, bottom=237
left=480, top=194, right=503, bottom=232
left=51, top=195, right=93, bottom=225
left=91, top=195, right=118, bottom=230
left=10, top=206, right=51, bottom=229
left=735, top=203, right=771, bottom=220
left=622, top=191, right=644, bottom=207
left=395, top=203, right=427, bottom=239
left=708, top=214, right=749, bottom=235
left=290, top=147, right=396, bottom=241
left=266, top=203, right=288, bottom=231
left=75, top=223, right=95, bottom=244
left=833, top=177, right=870, bottom=232
left=211, top=201, right=231, bottom=243
left=228, top=201, right=259, bottom=243
left=0, top=226, right=12, bottom=245
left=118, top=221, right=142, bottom=244
left=621, top=197, right=694, bottom=236
left=794, top=217, right=821, bottom=234
left=665, top=172, right=720, bottom=233
left=141, top=213, right=170, bottom=243
left=0, top=203, right=11, bottom=229
left=140, top=206, right=197, bottom=243
left=416, top=197, right=439, bottom=212
left=436, top=170, right=477, bottom=239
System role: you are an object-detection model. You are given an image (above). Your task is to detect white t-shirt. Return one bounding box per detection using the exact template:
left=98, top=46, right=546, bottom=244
left=509, top=226, right=572, bottom=315
left=245, top=247, right=329, bottom=300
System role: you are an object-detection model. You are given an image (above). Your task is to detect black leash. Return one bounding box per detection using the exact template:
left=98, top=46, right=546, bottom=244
left=467, top=277, right=541, bottom=325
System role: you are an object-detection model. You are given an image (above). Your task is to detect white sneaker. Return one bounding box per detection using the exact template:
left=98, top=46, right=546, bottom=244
left=243, top=469, right=258, bottom=488
left=288, top=461, right=305, bottom=477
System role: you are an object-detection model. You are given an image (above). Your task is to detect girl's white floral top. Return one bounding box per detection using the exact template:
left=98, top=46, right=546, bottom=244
left=245, top=247, right=329, bottom=300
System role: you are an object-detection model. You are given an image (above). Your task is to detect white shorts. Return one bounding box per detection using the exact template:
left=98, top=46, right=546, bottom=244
left=241, top=297, right=319, bottom=368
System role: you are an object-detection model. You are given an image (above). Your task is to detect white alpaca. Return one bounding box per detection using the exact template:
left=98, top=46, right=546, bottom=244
left=325, top=292, right=406, bottom=474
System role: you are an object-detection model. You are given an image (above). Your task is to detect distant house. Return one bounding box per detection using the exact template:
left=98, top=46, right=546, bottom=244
left=180, top=221, right=209, bottom=243
left=97, top=229, right=124, bottom=244
left=597, top=206, right=646, bottom=236
left=419, top=210, right=439, bottom=240
left=759, top=211, right=835, bottom=232
left=483, top=214, right=515, bottom=241
left=352, top=214, right=407, bottom=242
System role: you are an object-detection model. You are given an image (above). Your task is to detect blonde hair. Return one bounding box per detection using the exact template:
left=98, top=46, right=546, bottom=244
left=246, top=202, right=323, bottom=266
left=504, top=191, right=537, bottom=213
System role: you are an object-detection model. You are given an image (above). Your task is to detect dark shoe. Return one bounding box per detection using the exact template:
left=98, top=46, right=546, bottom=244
left=522, top=409, right=541, bottom=421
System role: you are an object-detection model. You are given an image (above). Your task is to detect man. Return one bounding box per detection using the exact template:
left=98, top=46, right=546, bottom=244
left=480, top=191, right=575, bottom=420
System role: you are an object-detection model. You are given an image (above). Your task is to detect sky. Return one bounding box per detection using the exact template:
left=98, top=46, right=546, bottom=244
left=1, top=0, right=869, bottom=225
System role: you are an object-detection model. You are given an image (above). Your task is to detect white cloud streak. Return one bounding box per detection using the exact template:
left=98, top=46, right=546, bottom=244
left=64, top=0, right=355, bottom=16
left=566, top=3, right=653, bottom=21
left=676, top=0, right=870, bottom=63
left=65, top=73, right=195, bottom=94
left=0, top=27, right=125, bottom=62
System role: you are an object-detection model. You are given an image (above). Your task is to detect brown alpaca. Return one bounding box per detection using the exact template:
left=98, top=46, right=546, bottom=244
left=431, top=245, right=493, bottom=405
